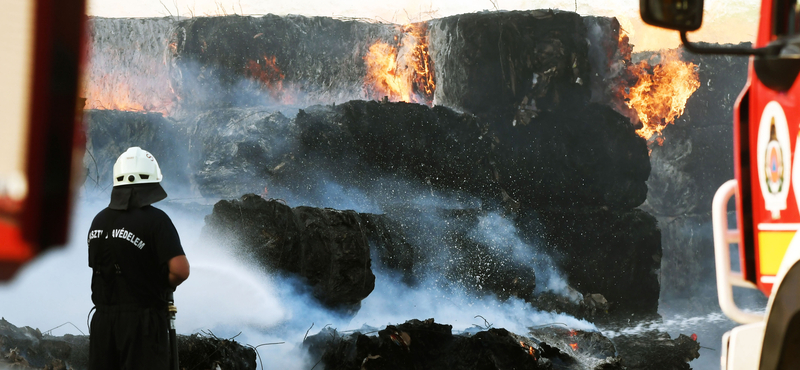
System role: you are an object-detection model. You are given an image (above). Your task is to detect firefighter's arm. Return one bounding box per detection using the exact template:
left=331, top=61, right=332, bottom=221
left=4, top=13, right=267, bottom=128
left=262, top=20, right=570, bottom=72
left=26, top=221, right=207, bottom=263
left=168, top=255, right=190, bottom=288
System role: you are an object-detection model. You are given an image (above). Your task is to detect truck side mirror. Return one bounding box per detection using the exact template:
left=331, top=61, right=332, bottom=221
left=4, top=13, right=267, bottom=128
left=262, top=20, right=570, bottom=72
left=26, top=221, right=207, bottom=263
left=640, top=0, right=704, bottom=31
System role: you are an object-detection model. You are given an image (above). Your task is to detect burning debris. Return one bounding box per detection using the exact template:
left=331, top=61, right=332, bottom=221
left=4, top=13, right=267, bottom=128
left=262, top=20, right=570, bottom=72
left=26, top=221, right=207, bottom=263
left=0, top=318, right=256, bottom=370
left=304, top=319, right=547, bottom=370
left=303, top=318, right=700, bottom=370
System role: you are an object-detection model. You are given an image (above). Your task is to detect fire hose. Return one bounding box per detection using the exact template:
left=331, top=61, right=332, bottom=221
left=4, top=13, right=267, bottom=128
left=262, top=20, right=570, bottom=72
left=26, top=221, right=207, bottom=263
left=167, top=292, right=179, bottom=370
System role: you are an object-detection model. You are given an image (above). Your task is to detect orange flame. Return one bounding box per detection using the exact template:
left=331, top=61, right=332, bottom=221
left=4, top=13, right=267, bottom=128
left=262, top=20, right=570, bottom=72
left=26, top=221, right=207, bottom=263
left=81, top=30, right=177, bottom=116
left=244, top=54, right=286, bottom=99
left=364, top=23, right=435, bottom=105
left=622, top=49, right=700, bottom=145
left=519, top=341, right=536, bottom=357
left=83, top=77, right=176, bottom=115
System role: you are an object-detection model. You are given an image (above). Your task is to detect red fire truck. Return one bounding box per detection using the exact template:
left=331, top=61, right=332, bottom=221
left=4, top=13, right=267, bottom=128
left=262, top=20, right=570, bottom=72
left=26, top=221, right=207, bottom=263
left=641, top=0, right=800, bottom=368
left=0, top=0, right=86, bottom=281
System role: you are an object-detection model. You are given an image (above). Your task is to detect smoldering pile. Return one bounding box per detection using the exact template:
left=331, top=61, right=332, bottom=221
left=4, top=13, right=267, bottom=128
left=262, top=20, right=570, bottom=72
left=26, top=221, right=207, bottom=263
left=70, top=8, right=730, bottom=369
left=303, top=318, right=700, bottom=370
left=0, top=316, right=700, bottom=370
left=0, top=318, right=255, bottom=370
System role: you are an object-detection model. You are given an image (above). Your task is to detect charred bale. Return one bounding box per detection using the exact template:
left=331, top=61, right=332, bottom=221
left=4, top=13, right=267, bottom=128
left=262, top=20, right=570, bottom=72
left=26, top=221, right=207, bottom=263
left=185, top=108, right=298, bottom=197
left=611, top=331, right=700, bottom=370
left=170, top=14, right=395, bottom=109
left=203, top=194, right=375, bottom=313
left=82, top=109, right=190, bottom=192
left=296, top=100, right=496, bottom=200
left=519, top=208, right=662, bottom=319
left=297, top=100, right=649, bottom=210
left=492, top=103, right=650, bottom=210
left=429, top=10, right=592, bottom=127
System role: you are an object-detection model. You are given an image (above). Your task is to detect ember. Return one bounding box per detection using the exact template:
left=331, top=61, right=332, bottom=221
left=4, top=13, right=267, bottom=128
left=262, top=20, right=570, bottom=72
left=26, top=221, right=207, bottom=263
left=364, top=23, right=435, bottom=105
left=244, top=54, right=285, bottom=99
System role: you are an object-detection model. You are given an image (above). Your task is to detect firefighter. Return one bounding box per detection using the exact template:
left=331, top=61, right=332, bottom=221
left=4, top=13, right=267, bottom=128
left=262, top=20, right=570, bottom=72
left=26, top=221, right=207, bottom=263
left=87, top=147, right=190, bottom=370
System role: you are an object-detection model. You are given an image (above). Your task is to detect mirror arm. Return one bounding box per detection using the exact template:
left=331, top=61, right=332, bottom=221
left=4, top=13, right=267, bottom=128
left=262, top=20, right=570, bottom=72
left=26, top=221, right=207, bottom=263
left=680, top=31, right=772, bottom=56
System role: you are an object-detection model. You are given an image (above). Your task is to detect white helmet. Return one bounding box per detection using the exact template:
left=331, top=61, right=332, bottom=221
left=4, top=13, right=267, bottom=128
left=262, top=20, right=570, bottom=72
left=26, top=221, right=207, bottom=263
left=113, top=147, right=163, bottom=186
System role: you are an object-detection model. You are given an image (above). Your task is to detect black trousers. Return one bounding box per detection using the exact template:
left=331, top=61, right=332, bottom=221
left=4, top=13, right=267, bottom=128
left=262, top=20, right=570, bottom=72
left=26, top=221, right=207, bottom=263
left=89, top=305, right=169, bottom=370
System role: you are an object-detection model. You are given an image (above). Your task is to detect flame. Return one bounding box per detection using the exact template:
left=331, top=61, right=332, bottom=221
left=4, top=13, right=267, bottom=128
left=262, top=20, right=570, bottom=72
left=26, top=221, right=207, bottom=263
left=82, top=30, right=177, bottom=116
left=621, top=49, right=700, bottom=145
left=244, top=54, right=286, bottom=99
left=83, top=76, right=176, bottom=115
left=364, top=23, right=435, bottom=105
left=519, top=341, right=536, bottom=357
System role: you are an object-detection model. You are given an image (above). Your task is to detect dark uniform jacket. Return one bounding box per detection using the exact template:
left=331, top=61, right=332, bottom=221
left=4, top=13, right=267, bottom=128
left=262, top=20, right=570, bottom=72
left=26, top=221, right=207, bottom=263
left=88, top=205, right=184, bottom=308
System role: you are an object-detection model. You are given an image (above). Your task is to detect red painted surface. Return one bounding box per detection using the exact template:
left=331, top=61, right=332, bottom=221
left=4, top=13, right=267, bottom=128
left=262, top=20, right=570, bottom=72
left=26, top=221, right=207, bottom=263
left=734, top=0, right=800, bottom=296
left=0, top=0, right=86, bottom=281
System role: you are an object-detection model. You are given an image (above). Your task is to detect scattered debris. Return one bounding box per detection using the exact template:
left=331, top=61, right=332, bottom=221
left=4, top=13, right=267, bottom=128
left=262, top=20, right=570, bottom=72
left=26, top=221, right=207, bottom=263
left=0, top=318, right=256, bottom=370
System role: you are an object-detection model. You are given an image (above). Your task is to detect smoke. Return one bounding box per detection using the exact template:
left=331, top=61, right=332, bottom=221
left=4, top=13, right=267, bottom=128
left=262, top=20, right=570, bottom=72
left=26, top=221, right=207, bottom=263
left=0, top=189, right=594, bottom=370
left=468, top=212, right=570, bottom=296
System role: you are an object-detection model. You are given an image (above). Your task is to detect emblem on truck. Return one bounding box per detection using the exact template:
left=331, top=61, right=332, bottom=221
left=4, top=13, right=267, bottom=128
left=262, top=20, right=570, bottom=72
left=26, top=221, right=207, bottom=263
left=758, top=101, right=791, bottom=219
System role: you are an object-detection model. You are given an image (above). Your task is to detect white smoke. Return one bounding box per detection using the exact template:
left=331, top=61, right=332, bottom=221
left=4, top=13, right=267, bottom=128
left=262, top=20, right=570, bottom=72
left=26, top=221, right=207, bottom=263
left=0, top=190, right=595, bottom=370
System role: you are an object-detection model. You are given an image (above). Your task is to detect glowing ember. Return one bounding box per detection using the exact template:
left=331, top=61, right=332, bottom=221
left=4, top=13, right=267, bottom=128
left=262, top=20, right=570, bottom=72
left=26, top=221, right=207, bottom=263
left=244, top=54, right=286, bottom=99
left=569, top=342, right=578, bottom=351
left=364, top=23, right=435, bottom=105
left=622, top=49, right=700, bottom=145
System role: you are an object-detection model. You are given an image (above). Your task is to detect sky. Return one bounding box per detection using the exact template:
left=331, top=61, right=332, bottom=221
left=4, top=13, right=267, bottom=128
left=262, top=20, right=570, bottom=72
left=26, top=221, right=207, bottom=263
left=86, top=0, right=761, bottom=50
